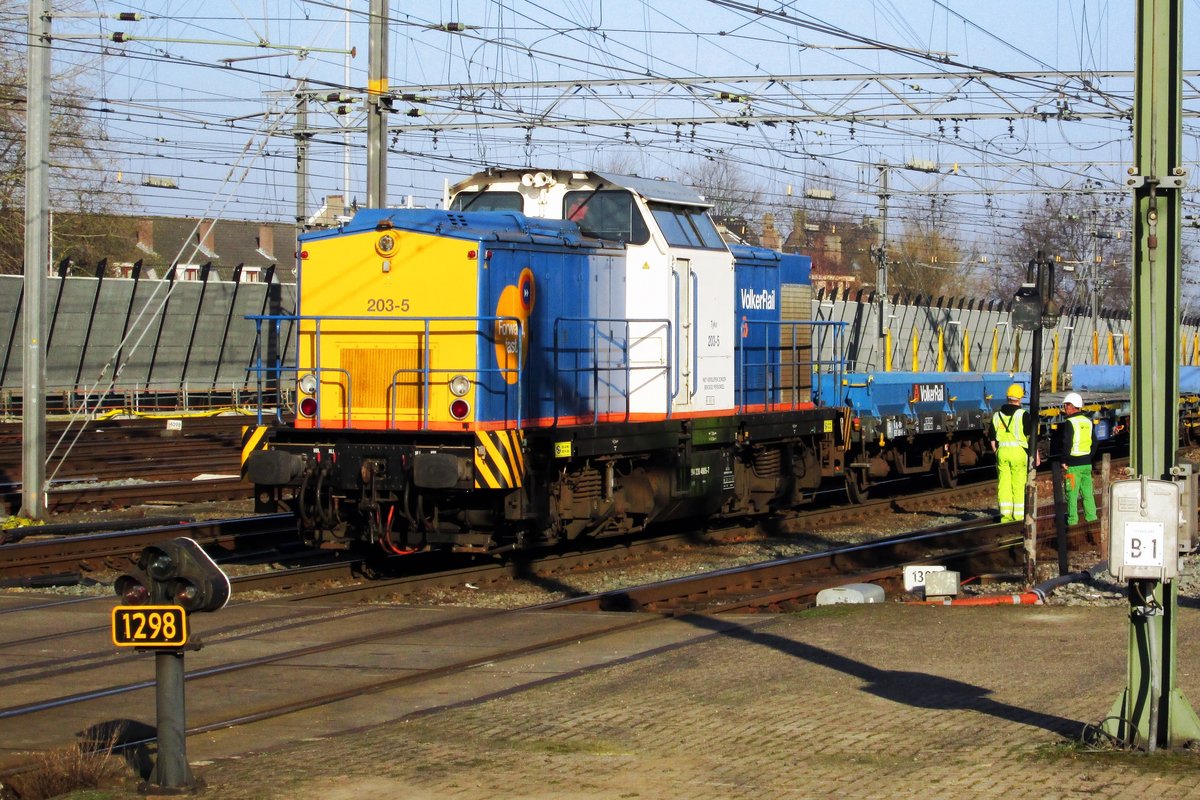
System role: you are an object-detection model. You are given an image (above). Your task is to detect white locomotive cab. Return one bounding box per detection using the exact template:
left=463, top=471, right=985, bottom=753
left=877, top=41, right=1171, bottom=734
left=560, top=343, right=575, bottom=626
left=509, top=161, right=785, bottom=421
left=446, top=168, right=736, bottom=418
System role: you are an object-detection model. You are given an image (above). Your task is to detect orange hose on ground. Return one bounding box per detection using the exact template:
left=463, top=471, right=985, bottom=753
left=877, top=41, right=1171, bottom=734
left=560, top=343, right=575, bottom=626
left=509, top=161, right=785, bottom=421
left=914, top=592, right=1042, bottom=606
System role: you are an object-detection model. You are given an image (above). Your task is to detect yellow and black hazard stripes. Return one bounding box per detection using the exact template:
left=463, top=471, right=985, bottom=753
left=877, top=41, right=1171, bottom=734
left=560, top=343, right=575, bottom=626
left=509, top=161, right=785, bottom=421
left=473, top=430, right=525, bottom=489
left=240, top=425, right=270, bottom=473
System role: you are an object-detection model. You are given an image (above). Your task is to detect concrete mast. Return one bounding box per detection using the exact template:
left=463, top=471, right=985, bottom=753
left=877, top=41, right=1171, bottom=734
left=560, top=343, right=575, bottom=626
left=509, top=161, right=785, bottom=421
left=21, top=0, right=51, bottom=520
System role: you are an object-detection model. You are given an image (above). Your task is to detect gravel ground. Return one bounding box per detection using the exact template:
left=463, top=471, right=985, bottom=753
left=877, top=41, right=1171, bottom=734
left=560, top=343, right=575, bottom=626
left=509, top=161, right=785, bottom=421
left=395, top=499, right=1199, bottom=611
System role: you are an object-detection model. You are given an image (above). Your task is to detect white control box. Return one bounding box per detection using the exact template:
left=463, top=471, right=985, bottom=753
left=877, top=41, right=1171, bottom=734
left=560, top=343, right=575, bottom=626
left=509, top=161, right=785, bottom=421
left=923, top=570, right=960, bottom=598
left=1109, top=478, right=1180, bottom=582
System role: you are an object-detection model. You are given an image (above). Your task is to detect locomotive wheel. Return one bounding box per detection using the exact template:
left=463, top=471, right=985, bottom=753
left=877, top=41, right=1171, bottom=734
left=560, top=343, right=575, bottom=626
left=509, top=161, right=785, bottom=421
left=937, top=455, right=960, bottom=489
left=845, top=467, right=870, bottom=504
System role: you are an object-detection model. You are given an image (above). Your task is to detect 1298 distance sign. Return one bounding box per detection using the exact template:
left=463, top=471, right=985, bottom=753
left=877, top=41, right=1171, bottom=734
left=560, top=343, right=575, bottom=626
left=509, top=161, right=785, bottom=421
left=111, top=605, right=188, bottom=648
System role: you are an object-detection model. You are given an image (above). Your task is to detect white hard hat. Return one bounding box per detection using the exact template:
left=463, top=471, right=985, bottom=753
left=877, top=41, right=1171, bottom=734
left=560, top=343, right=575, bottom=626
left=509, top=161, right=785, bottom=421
left=1063, top=392, right=1083, bottom=408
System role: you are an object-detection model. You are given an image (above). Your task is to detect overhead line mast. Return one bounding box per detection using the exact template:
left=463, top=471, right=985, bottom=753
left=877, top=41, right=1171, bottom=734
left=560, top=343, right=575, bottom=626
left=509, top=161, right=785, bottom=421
left=366, top=0, right=388, bottom=208
left=1104, top=0, right=1200, bottom=751
left=21, top=0, right=51, bottom=520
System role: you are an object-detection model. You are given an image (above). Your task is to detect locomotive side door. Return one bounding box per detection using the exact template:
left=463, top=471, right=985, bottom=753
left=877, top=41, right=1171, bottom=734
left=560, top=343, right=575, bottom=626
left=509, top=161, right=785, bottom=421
left=674, top=256, right=694, bottom=404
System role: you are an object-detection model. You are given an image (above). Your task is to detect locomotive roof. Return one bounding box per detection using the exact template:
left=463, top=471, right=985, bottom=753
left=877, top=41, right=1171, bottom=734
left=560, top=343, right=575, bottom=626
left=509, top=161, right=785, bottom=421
left=591, top=171, right=711, bottom=207
left=450, top=169, right=711, bottom=208
left=299, top=208, right=593, bottom=246
left=728, top=243, right=785, bottom=263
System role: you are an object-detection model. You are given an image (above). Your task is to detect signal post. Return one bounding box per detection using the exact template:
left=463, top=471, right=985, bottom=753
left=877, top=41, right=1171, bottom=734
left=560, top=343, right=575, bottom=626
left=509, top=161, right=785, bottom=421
left=113, top=538, right=231, bottom=792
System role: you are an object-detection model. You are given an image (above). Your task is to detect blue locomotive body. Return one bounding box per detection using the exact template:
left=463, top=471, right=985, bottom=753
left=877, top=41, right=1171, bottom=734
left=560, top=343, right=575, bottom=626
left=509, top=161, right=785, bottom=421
left=244, top=170, right=845, bottom=552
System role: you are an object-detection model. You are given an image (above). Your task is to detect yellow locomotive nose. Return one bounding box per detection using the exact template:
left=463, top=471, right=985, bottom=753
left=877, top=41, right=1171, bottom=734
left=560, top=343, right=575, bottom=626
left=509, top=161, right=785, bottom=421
left=296, top=225, right=482, bottom=429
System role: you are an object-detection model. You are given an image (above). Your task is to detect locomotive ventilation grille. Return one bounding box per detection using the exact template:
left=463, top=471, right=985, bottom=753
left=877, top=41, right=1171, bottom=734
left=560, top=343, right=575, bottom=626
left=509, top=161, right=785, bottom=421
left=781, top=283, right=814, bottom=403
left=340, top=347, right=423, bottom=418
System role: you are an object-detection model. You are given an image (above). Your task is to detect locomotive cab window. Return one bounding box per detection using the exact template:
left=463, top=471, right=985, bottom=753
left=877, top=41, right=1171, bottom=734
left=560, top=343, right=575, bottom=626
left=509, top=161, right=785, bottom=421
left=450, top=191, right=523, bottom=213
left=562, top=190, right=650, bottom=244
left=649, top=202, right=726, bottom=249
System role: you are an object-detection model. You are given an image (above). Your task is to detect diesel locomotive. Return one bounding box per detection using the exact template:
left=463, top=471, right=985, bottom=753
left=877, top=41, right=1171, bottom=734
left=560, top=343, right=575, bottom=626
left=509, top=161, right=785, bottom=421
left=241, top=168, right=1025, bottom=554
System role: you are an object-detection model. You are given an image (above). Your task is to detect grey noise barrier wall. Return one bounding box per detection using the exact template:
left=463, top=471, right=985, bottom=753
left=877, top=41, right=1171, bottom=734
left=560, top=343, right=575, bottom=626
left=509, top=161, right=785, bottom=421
left=0, top=273, right=297, bottom=414
left=0, top=276, right=1194, bottom=415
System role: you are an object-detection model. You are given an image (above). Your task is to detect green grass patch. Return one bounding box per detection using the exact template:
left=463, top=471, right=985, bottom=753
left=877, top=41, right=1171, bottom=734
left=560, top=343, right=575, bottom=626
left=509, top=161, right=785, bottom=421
left=1028, top=739, right=1200, bottom=772
left=794, top=603, right=868, bottom=620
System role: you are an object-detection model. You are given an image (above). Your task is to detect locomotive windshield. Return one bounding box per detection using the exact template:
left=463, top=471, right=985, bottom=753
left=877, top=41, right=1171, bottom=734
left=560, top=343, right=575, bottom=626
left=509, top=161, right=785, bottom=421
left=562, top=189, right=650, bottom=244
left=648, top=203, right=726, bottom=250
left=449, top=191, right=523, bottom=212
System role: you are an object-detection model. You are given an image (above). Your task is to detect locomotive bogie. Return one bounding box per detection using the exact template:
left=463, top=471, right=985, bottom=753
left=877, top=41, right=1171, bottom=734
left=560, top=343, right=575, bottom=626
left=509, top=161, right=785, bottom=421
left=540, top=425, right=838, bottom=540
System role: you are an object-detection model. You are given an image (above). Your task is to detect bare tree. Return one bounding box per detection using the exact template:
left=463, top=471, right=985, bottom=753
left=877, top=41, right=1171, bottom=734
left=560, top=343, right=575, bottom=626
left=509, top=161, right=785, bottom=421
left=683, top=155, right=764, bottom=222
left=999, top=193, right=1131, bottom=312
left=593, top=151, right=643, bottom=177
left=872, top=194, right=980, bottom=301
left=0, top=4, right=137, bottom=275
left=890, top=219, right=965, bottom=300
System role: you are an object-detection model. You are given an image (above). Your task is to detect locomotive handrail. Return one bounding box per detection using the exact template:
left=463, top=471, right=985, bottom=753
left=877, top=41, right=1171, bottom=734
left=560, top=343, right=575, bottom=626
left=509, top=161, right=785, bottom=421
left=816, top=320, right=849, bottom=407
left=311, top=321, right=348, bottom=428
left=734, top=318, right=848, bottom=412
left=303, top=367, right=353, bottom=427
left=671, top=270, right=681, bottom=401
left=267, top=315, right=354, bottom=428
left=551, top=316, right=673, bottom=425
left=247, top=313, right=527, bottom=430
left=384, top=315, right=526, bottom=430
left=690, top=271, right=700, bottom=400
left=669, top=264, right=701, bottom=402
left=245, top=315, right=298, bottom=425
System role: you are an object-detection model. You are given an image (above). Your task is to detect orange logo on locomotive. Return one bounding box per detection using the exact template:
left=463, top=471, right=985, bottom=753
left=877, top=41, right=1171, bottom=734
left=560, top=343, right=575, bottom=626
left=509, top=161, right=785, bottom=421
left=494, top=268, right=535, bottom=385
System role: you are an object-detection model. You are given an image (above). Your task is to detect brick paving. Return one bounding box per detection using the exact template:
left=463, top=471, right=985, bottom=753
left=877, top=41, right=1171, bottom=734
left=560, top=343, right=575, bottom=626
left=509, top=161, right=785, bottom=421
left=167, top=604, right=1200, bottom=798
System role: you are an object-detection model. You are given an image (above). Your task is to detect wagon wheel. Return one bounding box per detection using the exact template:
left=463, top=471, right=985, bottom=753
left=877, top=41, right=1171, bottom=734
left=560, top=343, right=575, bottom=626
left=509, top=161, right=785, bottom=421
left=937, top=454, right=960, bottom=489
left=845, top=466, right=870, bottom=504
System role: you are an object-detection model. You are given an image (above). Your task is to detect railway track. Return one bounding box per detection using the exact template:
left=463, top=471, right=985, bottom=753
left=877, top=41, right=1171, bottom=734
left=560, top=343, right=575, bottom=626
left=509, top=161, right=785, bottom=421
left=0, top=477, right=993, bottom=582
left=548, top=520, right=1050, bottom=613
left=0, top=514, right=298, bottom=582
left=0, top=508, right=1103, bottom=776
left=0, top=472, right=1102, bottom=765
left=0, top=473, right=1082, bottom=594
left=0, top=415, right=254, bottom=512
